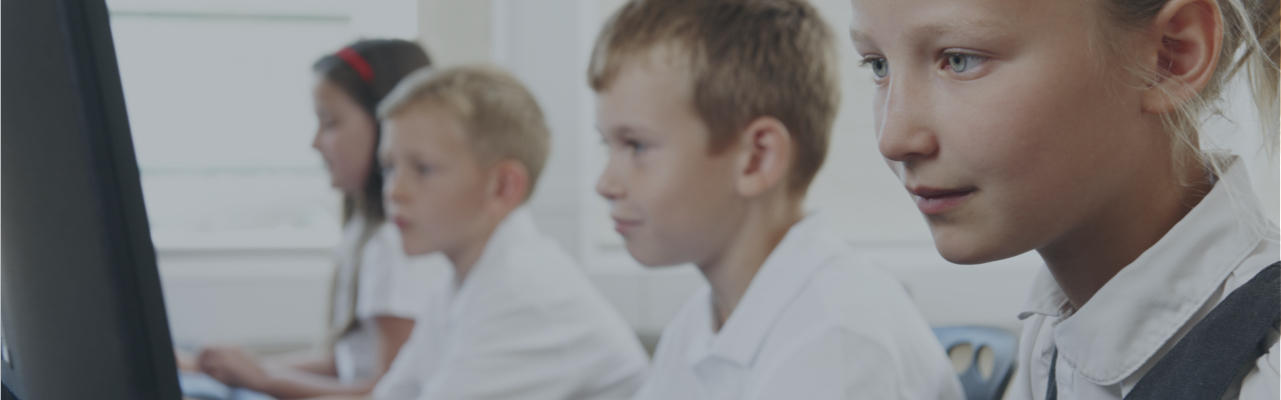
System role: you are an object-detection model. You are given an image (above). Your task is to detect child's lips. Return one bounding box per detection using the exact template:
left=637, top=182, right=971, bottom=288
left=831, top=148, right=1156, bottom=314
left=612, top=217, right=640, bottom=234
left=909, top=186, right=976, bottom=215
left=394, top=216, right=412, bottom=230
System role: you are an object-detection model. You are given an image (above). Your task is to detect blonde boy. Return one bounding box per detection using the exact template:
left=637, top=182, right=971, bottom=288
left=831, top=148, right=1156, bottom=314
left=367, top=66, right=648, bottom=400
left=591, top=0, right=963, bottom=398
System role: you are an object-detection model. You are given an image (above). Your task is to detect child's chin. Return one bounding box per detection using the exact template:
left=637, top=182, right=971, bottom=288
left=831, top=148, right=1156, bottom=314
left=402, top=241, right=439, bottom=257
left=934, top=236, right=1018, bottom=265
left=625, top=242, right=681, bottom=268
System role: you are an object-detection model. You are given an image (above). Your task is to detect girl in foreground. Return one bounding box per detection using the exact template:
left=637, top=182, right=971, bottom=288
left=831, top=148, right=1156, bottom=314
left=847, top=0, right=1278, bottom=397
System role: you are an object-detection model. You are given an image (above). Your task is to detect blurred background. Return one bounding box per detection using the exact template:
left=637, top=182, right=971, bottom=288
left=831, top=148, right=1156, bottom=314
left=110, top=0, right=1279, bottom=353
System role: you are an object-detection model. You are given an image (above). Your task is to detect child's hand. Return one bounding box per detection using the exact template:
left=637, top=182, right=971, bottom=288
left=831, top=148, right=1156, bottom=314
left=174, top=347, right=199, bottom=371
left=197, top=346, right=271, bottom=391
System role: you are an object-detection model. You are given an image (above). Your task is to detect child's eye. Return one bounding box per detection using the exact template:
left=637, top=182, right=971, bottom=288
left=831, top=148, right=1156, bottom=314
left=860, top=57, right=889, bottom=78
left=416, top=163, right=432, bottom=175
left=625, top=140, right=648, bottom=155
left=945, top=53, right=986, bottom=73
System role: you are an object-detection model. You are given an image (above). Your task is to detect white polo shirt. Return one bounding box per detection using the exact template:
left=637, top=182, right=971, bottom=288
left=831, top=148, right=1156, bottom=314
left=1008, top=155, right=1280, bottom=400
left=331, top=216, right=451, bottom=383
left=632, top=212, right=965, bottom=400
left=372, top=208, right=649, bottom=400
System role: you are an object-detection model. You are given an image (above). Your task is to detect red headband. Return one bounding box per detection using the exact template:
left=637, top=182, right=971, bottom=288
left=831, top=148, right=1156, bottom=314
left=336, top=47, right=374, bottom=84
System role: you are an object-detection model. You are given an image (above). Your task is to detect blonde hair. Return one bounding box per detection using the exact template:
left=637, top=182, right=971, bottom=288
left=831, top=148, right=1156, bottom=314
left=588, top=0, right=841, bottom=194
left=1094, top=0, right=1279, bottom=173
left=378, top=66, right=551, bottom=201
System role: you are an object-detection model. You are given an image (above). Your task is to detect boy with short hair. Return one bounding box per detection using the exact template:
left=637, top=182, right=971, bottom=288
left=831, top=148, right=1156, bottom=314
left=368, top=66, right=648, bottom=400
left=590, top=0, right=964, bottom=398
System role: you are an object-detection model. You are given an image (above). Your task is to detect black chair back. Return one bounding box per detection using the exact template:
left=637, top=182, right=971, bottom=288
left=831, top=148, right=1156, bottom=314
left=933, top=326, right=1018, bottom=400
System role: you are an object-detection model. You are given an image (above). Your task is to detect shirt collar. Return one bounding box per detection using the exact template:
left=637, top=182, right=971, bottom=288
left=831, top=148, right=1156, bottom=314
left=691, top=210, right=844, bottom=368
left=1017, top=268, right=1072, bottom=320
left=448, top=207, right=540, bottom=322
left=1018, top=154, right=1269, bottom=385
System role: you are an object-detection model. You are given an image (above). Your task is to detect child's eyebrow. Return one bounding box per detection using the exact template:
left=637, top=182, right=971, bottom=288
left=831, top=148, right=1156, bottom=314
left=913, top=20, right=1006, bottom=41
left=850, top=18, right=1007, bottom=47
left=599, top=124, right=645, bottom=139
left=849, top=28, right=873, bottom=46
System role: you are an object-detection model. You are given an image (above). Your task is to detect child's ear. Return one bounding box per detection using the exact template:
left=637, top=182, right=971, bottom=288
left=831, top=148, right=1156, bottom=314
left=733, top=116, right=793, bottom=198
left=489, top=159, right=531, bottom=210
left=1140, top=0, right=1222, bottom=115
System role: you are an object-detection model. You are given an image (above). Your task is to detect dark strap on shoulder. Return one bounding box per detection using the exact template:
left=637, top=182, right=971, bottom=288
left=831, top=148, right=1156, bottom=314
left=1123, top=262, right=1280, bottom=400
left=1046, top=347, right=1058, bottom=400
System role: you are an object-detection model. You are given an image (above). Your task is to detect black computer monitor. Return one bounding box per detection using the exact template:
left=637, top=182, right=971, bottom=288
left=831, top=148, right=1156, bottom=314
left=2, top=0, right=181, bottom=399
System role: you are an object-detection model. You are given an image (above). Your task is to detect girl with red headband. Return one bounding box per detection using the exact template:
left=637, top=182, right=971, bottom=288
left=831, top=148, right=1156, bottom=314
left=192, top=39, right=450, bottom=399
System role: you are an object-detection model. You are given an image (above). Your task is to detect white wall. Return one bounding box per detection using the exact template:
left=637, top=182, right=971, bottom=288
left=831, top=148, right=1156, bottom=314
left=118, top=0, right=1279, bottom=350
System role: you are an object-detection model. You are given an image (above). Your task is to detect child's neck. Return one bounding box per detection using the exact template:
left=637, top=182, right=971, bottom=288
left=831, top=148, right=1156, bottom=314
left=444, top=210, right=510, bottom=287
left=1039, top=154, right=1213, bottom=311
left=697, top=196, right=805, bottom=333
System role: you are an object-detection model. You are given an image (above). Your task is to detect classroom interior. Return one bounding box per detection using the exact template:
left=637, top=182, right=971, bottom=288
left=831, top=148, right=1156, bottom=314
left=109, top=0, right=1279, bottom=362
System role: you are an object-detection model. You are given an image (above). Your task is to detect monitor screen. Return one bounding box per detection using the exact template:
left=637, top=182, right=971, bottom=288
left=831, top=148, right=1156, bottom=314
left=2, top=0, right=181, bottom=398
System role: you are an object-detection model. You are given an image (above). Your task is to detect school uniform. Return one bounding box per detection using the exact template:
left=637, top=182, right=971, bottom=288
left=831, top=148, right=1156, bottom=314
left=330, top=215, right=451, bottom=383
left=1009, top=155, right=1280, bottom=400
left=631, top=212, right=965, bottom=400
left=371, top=208, right=649, bottom=400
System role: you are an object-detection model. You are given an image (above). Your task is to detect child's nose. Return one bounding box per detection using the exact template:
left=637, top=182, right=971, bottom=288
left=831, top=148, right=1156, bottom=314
left=595, top=162, right=623, bottom=202
left=385, top=168, right=408, bottom=204
left=311, top=130, right=324, bottom=151
left=877, top=77, right=939, bottom=164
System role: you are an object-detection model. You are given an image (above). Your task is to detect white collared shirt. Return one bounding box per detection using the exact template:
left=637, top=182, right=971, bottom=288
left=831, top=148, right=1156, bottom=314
left=372, top=208, right=649, bottom=400
left=1009, top=155, right=1281, bottom=400
left=631, top=212, right=965, bottom=400
left=332, top=216, right=451, bottom=383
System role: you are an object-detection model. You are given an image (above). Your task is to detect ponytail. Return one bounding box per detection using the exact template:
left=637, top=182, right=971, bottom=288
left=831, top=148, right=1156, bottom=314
left=1230, top=0, right=1278, bottom=155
